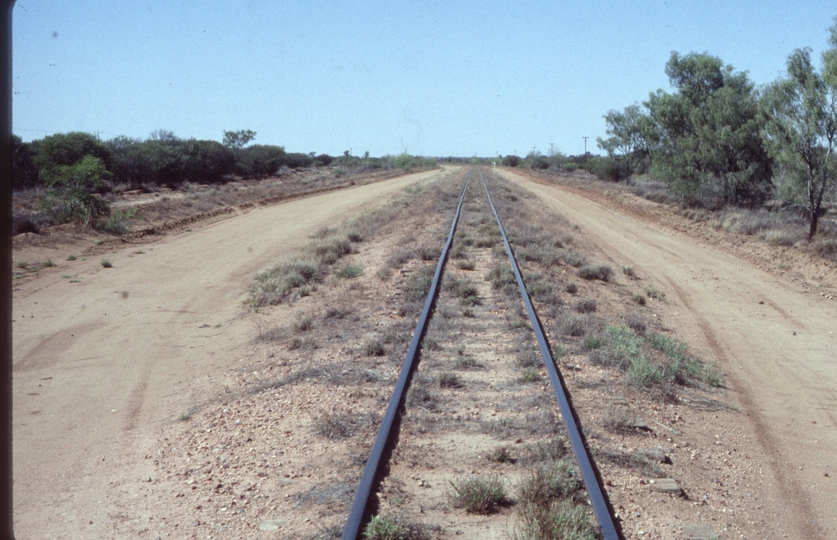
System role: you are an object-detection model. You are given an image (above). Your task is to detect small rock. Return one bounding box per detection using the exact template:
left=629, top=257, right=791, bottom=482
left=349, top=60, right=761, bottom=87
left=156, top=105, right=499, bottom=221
left=259, top=519, right=288, bottom=531
left=636, top=447, right=667, bottom=463
left=627, top=417, right=651, bottom=430
left=679, top=524, right=717, bottom=539
left=649, top=478, right=681, bottom=494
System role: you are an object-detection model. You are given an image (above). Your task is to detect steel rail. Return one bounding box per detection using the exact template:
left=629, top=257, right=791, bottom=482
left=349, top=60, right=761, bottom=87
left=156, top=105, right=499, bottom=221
left=479, top=170, right=620, bottom=539
left=342, top=172, right=472, bottom=539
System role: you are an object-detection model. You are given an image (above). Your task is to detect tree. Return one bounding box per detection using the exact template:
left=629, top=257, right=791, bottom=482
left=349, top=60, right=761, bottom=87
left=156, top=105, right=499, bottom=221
left=33, top=132, right=112, bottom=176
left=502, top=155, right=521, bottom=167
left=762, top=39, right=837, bottom=238
left=38, top=155, right=111, bottom=225
left=180, top=139, right=236, bottom=184
left=12, top=135, right=39, bottom=189
left=222, top=129, right=256, bottom=149
left=235, top=144, right=288, bottom=178
left=597, top=104, right=648, bottom=184
left=644, top=52, right=772, bottom=206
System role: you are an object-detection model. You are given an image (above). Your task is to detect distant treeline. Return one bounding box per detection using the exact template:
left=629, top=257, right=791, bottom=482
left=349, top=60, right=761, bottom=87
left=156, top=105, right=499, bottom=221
left=11, top=129, right=436, bottom=191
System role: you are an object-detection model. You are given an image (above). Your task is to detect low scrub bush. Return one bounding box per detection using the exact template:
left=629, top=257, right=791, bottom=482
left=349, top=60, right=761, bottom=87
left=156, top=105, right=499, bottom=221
left=590, top=324, right=644, bottom=370
left=96, top=208, right=137, bottom=235
left=334, top=264, right=363, bottom=278
left=402, top=265, right=435, bottom=302
left=577, top=264, right=613, bottom=281
left=407, top=384, right=438, bottom=411
left=448, top=476, right=507, bottom=514
left=313, top=414, right=357, bottom=441
left=557, top=313, right=589, bottom=337
left=515, top=351, right=540, bottom=368
left=387, top=248, right=414, bottom=268
left=574, top=298, right=596, bottom=313
left=363, top=338, right=385, bottom=357
left=489, top=446, right=515, bottom=464
left=760, top=228, right=802, bottom=246
left=439, top=372, right=463, bottom=388
left=292, top=312, right=313, bottom=332
left=562, top=250, right=586, bottom=268
left=364, top=515, right=430, bottom=540
left=456, top=259, right=476, bottom=270
left=517, top=460, right=580, bottom=509
left=519, top=368, right=541, bottom=383
left=513, top=461, right=595, bottom=540
left=487, top=265, right=516, bottom=290
left=644, top=285, right=666, bottom=301
left=454, top=356, right=481, bottom=369
left=250, top=258, right=319, bottom=307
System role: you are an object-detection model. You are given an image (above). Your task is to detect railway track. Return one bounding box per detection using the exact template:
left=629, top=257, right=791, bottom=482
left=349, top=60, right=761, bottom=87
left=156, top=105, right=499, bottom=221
left=343, top=169, right=620, bottom=539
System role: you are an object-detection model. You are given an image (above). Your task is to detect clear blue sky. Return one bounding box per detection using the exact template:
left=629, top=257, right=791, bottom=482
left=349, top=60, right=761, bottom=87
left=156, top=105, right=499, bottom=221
left=11, top=1, right=837, bottom=158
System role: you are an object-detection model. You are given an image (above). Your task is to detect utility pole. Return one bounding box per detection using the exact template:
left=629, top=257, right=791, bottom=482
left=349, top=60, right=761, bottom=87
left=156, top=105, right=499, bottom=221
left=549, top=143, right=554, bottom=157
left=582, top=136, right=588, bottom=164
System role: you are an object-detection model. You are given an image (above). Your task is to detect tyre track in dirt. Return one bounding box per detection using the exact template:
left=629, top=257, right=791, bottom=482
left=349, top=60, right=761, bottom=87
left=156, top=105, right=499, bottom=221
left=501, top=169, right=837, bottom=538
left=11, top=167, right=452, bottom=538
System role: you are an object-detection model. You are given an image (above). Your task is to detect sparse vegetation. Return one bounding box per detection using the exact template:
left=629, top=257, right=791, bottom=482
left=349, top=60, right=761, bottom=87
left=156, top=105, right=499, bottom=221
left=100, top=258, right=113, bottom=268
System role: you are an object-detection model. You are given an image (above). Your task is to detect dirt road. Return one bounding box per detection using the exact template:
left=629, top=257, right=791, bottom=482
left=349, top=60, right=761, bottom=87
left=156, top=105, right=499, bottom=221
left=12, top=168, right=449, bottom=537
left=502, top=169, right=837, bottom=538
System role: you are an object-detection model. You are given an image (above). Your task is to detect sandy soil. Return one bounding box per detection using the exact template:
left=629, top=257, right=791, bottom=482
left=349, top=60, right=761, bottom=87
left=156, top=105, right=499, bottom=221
left=12, top=168, right=447, bottom=538
left=500, top=169, right=837, bottom=538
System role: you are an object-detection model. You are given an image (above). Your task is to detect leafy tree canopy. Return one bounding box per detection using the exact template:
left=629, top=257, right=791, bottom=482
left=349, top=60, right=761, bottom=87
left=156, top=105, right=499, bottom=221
left=223, top=129, right=257, bottom=149
left=644, top=52, right=772, bottom=207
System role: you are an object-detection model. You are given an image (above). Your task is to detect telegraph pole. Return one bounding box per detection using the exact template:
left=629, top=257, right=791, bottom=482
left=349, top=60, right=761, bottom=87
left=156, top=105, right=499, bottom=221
left=582, top=136, right=588, bottom=164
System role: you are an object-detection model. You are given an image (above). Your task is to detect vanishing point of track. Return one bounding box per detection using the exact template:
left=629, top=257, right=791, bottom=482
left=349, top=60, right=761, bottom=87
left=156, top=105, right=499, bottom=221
left=342, top=169, right=620, bottom=539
